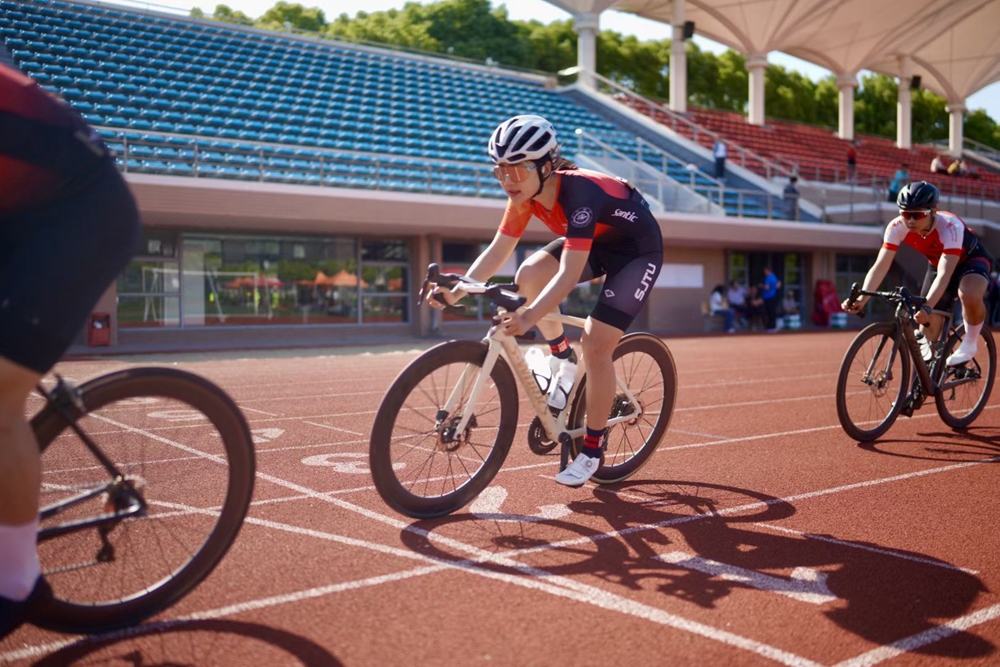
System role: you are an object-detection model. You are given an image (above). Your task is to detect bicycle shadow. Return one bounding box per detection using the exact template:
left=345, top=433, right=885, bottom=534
left=401, top=478, right=990, bottom=658
left=858, top=425, right=1000, bottom=462
left=30, top=619, right=343, bottom=667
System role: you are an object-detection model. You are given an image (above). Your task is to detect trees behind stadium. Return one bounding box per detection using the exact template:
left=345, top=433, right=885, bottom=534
left=191, top=0, right=1000, bottom=150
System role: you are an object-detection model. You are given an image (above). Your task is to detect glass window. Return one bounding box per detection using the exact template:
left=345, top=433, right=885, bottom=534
left=118, top=261, right=180, bottom=294
left=729, top=252, right=748, bottom=286
left=362, top=265, right=408, bottom=294
left=136, top=230, right=179, bottom=258
left=182, top=234, right=362, bottom=326
left=362, top=295, right=408, bottom=323
left=117, top=295, right=180, bottom=328
left=362, top=239, right=409, bottom=262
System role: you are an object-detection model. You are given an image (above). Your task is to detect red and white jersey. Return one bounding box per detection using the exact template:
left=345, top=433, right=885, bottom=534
left=882, top=210, right=979, bottom=265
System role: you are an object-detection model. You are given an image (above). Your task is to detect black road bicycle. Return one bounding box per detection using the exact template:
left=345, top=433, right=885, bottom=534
left=836, top=283, right=996, bottom=441
left=31, top=367, right=255, bottom=634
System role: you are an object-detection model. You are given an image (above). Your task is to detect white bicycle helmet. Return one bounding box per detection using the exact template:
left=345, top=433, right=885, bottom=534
left=488, top=115, right=558, bottom=164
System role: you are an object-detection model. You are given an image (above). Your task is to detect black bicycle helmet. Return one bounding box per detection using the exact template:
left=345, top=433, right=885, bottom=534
left=896, top=181, right=939, bottom=210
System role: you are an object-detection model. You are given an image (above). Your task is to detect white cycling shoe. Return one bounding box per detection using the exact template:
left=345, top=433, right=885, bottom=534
left=946, top=340, right=979, bottom=366
left=554, top=452, right=600, bottom=487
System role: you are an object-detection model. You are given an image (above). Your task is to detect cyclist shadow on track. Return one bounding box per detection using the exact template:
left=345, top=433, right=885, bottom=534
left=29, top=619, right=344, bottom=667
left=858, top=425, right=1000, bottom=463
left=402, top=478, right=990, bottom=659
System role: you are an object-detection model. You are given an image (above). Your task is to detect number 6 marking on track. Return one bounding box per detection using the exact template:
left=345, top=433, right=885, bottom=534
left=301, top=453, right=404, bottom=474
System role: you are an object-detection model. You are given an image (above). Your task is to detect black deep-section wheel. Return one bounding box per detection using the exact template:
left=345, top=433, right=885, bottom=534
left=31, top=368, right=255, bottom=634
left=369, top=340, right=519, bottom=518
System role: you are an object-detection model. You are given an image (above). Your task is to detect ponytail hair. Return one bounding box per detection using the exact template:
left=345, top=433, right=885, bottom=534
left=551, top=156, right=577, bottom=171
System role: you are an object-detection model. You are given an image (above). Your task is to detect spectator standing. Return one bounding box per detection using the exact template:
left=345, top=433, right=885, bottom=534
left=888, top=163, right=909, bottom=202
left=761, top=267, right=782, bottom=332
left=713, top=139, right=727, bottom=180
left=709, top=285, right=736, bottom=333
left=846, top=144, right=857, bottom=182
left=782, top=176, right=800, bottom=220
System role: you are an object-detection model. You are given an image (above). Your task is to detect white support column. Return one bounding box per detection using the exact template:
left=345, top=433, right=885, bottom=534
left=896, top=56, right=912, bottom=149
left=837, top=72, right=857, bottom=141
left=574, top=12, right=599, bottom=89
left=746, top=53, right=767, bottom=125
left=947, top=101, right=966, bottom=157
left=669, top=0, right=687, bottom=113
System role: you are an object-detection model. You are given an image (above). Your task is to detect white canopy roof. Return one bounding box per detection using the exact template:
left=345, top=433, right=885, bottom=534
left=549, top=0, right=1000, bottom=102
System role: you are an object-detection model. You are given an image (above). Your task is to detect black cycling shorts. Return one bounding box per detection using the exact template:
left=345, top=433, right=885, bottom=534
left=921, top=245, right=994, bottom=314
left=0, top=159, right=141, bottom=374
left=541, top=238, right=663, bottom=332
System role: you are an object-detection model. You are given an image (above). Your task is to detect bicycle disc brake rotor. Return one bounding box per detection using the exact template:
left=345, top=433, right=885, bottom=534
left=611, top=393, right=641, bottom=426
left=867, top=370, right=892, bottom=397
left=437, top=413, right=477, bottom=452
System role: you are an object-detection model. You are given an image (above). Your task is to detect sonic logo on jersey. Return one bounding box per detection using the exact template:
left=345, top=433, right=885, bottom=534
left=634, top=262, right=658, bottom=300
left=570, top=207, right=593, bottom=227
left=612, top=208, right=638, bottom=222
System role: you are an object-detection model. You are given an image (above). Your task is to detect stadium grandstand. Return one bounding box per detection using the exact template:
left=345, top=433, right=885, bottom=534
left=2, top=0, right=999, bottom=353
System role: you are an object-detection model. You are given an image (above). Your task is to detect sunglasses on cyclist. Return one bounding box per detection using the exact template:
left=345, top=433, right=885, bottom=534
left=900, top=209, right=931, bottom=221
left=493, top=162, right=538, bottom=183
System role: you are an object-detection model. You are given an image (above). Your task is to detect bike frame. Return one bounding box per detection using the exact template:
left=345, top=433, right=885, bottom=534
left=34, top=377, right=147, bottom=543
left=440, top=309, right=645, bottom=445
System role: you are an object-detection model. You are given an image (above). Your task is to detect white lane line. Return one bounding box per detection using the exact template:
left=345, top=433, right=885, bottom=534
left=836, top=602, right=1000, bottom=667
left=241, top=407, right=281, bottom=416
left=0, top=563, right=449, bottom=664
left=670, top=428, right=729, bottom=440
left=751, top=523, right=980, bottom=575
left=303, top=421, right=363, bottom=436
left=685, top=373, right=831, bottom=390
left=675, top=394, right=829, bottom=413
left=72, top=415, right=816, bottom=667
left=656, top=551, right=836, bottom=605
left=515, top=454, right=1000, bottom=565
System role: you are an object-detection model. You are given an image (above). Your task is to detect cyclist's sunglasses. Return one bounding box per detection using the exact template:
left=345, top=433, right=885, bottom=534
left=493, top=162, right=537, bottom=183
left=900, top=209, right=931, bottom=221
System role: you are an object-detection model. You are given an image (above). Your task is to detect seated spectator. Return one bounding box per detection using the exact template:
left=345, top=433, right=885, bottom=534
left=965, top=161, right=981, bottom=179
left=782, top=290, right=799, bottom=315
left=930, top=154, right=947, bottom=174
left=947, top=159, right=961, bottom=176
left=727, top=279, right=749, bottom=327
left=709, top=284, right=736, bottom=333
left=888, top=163, right=909, bottom=202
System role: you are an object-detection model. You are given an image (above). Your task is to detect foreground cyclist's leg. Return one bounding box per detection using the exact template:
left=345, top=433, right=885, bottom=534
left=948, top=273, right=989, bottom=366
left=0, top=169, right=140, bottom=639
left=0, top=358, right=43, bottom=624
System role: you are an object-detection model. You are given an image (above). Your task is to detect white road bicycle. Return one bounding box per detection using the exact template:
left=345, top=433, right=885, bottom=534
left=369, top=264, right=678, bottom=518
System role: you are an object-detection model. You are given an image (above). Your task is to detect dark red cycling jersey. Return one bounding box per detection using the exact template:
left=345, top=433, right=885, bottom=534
left=0, top=64, right=108, bottom=212
left=882, top=210, right=980, bottom=265
left=498, top=168, right=661, bottom=254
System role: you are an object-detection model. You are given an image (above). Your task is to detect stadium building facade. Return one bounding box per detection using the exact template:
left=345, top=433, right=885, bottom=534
left=3, top=0, right=998, bottom=353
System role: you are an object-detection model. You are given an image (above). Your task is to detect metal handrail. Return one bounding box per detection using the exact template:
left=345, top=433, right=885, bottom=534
left=574, top=127, right=799, bottom=220
left=562, top=67, right=797, bottom=180
left=105, top=126, right=500, bottom=197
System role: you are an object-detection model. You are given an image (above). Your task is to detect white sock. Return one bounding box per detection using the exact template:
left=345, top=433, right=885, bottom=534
left=0, top=519, right=40, bottom=601
left=964, top=322, right=983, bottom=348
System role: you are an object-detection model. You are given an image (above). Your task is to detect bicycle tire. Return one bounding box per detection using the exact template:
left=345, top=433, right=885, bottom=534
left=369, top=340, right=519, bottom=519
left=936, top=324, right=996, bottom=429
left=836, top=322, right=910, bottom=442
left=31, top=367, right=255, bottom=634
left=568, top=333, right=678, bottom=484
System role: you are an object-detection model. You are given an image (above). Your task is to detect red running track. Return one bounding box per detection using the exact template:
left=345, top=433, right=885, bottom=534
left=3, top=330, right=1000, bottom=666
